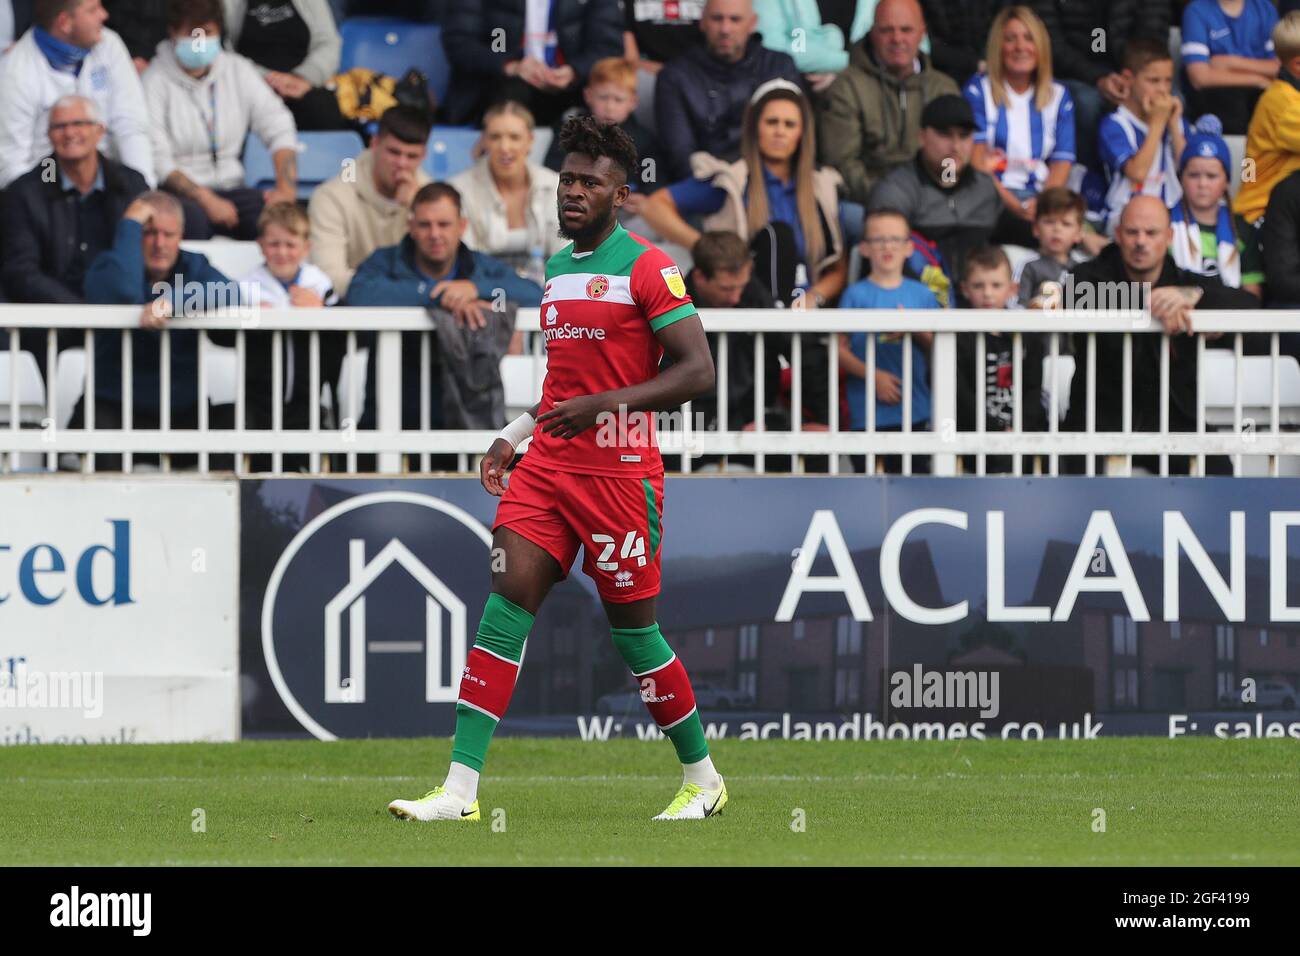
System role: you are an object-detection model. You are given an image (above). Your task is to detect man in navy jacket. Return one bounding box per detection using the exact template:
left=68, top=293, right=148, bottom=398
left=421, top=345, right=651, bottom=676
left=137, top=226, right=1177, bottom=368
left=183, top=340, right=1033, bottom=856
left=70, top=190, right=240, bottom=469
left=347, top=181, right=542, bottom=432
left=654, top=0, right=803, bottom=181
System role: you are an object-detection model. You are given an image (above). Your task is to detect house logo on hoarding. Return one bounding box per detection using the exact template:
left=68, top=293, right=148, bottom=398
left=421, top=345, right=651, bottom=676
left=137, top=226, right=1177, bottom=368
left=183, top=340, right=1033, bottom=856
left=262, top=491, right=493, bottom=741
left=323, top=538, right=467, bottom=705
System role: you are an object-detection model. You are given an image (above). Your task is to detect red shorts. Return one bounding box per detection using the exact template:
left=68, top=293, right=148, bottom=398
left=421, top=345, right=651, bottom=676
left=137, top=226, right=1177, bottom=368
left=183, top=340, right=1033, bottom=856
left=493, top=459, right=665, bottom=603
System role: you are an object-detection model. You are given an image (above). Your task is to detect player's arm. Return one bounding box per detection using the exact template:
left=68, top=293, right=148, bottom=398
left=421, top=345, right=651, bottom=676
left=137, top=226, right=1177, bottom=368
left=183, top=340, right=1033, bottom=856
left=537, top=314, right=715, bottom=439
left=481, top=402, right=541, bottom=496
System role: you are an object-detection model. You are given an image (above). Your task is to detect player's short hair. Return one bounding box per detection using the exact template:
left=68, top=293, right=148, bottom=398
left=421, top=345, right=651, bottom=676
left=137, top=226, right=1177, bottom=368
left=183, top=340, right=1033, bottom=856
left=963, top=245, right=1012, bottom=280
left=34, top=0, right=84, bottom=29
left=411, top=181, right=462, bottom=213
left=257, top=201, right=310, bottom=239
left=558, top=114, right=638, bottom=186
left=1275, top=11, right=1300, bottom=63
left=587, top=57, right=638, bottom=94
left=377, top=105, right=433, bottom=146
left=1035, top=186, right=1085, bottom=222
left=166, top=0, right=224, bottom=31
left=1123, top=37, right=1172, bottom=75
left=863, top=207, right=911, bottom=236
left=692, top=231, right=752, bottom=278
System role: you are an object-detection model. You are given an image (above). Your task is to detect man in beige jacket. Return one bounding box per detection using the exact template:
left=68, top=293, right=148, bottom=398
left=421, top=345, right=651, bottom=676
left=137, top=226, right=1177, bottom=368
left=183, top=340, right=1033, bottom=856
left=308, top=106, right=433, bottom=298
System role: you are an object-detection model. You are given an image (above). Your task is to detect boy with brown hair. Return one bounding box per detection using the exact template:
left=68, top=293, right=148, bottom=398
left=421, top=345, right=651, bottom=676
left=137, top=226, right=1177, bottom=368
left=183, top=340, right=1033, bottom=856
left=1016, top=186, right=1091, bottom=309
left=956, top=245, right=1046, bottom=474
left=1098, top=38, right=1192, bottom=235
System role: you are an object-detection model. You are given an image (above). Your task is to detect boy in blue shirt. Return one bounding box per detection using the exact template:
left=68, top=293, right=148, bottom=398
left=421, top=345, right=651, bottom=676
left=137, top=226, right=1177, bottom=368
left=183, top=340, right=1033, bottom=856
left=1182, top=0, right=1280, bottom=133
left=1099, top=38, right=1193, bottom=236
left=838, top=207, right=938, bottom=473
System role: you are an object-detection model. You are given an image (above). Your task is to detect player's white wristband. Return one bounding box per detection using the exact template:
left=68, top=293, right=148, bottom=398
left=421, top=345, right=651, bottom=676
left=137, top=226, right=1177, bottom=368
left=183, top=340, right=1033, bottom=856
left=498, top=412, right=536, bottom=450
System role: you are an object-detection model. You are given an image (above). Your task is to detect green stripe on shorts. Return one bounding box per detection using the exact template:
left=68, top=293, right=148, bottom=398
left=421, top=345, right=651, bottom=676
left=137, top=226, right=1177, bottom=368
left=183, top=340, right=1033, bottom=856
left=642, top=478, right=660, bottom=556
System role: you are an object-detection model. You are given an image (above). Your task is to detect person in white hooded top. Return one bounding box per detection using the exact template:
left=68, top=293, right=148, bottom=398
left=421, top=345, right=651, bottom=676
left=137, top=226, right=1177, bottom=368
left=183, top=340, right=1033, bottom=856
left=0, top=0, right=155, bottom=188
left=142, top=0, right=298, bottom=239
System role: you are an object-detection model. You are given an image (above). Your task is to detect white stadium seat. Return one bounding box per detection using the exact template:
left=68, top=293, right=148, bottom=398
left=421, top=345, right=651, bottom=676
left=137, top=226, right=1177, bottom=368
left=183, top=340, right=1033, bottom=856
left=204, top=345, right=239, bottom=406
left=0, top=349, right=47, bottom=470
left=1202, top=352, right=1300, bottom=427
left=1041, top=354, right=1075, bottom=423
left=181, top=241, right=265, bottom=281
left=1003, top=245, right=1037, bottom=280
left=334, top=348, right=370, bottom=423
left=0, top=349, right=46, bottom=424
left=501, top=353, right=546, bottom=419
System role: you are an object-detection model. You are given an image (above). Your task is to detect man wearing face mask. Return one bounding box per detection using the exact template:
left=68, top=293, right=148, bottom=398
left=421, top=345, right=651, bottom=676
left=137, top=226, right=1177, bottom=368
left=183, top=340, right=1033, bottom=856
left=0, top=0, right=154, bottom=188
left=142, top=0, right=298, bottom=239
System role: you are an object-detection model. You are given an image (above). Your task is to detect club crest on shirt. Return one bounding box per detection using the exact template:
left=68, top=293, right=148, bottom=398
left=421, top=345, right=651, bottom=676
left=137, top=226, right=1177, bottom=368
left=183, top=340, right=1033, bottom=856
left=660, top=265, right=686, bottom=298
left=586, top=275, right=609, bottom=299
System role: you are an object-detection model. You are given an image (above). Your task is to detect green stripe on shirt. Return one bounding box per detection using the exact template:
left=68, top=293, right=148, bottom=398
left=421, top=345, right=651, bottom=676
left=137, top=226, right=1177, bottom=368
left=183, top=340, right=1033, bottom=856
left=649, top=303, right=697, bottom=331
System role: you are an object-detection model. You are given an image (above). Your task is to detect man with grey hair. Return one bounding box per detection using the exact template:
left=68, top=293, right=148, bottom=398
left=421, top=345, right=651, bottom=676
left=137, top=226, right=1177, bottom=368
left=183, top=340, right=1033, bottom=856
left=1, top=94, right=149, bottom=305
left=817, top=0, right=958, bottom=206
left=0, top=93, right=149, bottom=394
left=68, top=189, right=239, bottom=470
left=0, top=0, right=154, bottom=188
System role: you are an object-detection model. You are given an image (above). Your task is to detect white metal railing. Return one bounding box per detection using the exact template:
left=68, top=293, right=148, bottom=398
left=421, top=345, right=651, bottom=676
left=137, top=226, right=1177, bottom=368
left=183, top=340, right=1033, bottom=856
left=2, top=305, right=1300, bottom=477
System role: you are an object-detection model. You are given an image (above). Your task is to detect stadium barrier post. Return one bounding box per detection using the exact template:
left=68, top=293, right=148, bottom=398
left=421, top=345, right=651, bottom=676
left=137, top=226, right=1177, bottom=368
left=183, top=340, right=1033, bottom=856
left=930, top=331, right=957, bottom=476
left=377, top=328, right=403, bottom=474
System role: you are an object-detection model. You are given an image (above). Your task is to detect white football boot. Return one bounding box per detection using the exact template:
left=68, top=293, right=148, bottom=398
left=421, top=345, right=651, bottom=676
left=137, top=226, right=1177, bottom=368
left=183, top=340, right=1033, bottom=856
left=387, top=785, right=480, bottom=821
left=653, top=777, right=728, bottom=820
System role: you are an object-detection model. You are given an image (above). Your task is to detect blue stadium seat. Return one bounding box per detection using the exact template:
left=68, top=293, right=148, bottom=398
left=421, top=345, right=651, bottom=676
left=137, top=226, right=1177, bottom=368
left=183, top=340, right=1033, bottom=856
left=244, top=130, right=367, bottom=199
left=243, top=136, right=276, bottom=192
left=339, top=18, right=450, bottom=105
left=422, top=126, right=479, bottom=180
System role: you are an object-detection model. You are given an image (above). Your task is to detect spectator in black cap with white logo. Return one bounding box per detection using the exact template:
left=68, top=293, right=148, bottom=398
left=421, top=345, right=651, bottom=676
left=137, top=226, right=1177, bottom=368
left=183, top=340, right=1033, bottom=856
left=866, top=92, right=1001, bottom=300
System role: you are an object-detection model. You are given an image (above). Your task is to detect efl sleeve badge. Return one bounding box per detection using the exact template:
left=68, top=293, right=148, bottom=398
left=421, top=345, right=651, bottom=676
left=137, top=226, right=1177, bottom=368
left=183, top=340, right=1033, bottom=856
left=660, top=265, right=686, bottom=298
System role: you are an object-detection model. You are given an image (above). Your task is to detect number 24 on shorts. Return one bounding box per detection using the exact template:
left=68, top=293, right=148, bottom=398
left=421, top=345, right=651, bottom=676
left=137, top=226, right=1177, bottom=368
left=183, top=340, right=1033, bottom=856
left=590, top=531, right=647, bottom=571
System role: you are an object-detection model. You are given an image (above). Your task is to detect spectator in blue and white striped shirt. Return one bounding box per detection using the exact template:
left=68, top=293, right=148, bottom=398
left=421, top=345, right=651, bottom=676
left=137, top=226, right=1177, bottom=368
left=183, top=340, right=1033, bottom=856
left=962, top=5, right=1075, bottom=247
left=1098, top=38, right=1191, bottom=237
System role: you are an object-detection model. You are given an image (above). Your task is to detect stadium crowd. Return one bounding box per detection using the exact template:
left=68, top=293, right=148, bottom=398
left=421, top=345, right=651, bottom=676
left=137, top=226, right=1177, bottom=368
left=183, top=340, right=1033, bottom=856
left=4, top=0, right=1300, bottom=474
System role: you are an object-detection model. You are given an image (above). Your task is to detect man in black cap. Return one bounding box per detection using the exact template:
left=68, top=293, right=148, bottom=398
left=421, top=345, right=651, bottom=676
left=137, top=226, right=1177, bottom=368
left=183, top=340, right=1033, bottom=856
left=866, top=93, right=1001, bottom=295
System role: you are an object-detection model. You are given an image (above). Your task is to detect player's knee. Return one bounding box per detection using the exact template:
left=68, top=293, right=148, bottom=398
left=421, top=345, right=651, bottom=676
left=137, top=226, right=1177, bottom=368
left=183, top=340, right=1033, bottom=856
left=602, top=596, right=657, bottom=630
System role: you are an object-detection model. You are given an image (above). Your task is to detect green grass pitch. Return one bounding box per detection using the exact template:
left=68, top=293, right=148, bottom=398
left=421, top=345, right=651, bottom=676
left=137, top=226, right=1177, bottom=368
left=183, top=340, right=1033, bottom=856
left=3, top=738, right=1298, bottom=866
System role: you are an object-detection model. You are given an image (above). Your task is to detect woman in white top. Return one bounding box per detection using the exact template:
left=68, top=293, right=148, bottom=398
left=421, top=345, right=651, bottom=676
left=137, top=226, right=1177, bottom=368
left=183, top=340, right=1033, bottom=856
left=449, top=100, right=564, bottom=277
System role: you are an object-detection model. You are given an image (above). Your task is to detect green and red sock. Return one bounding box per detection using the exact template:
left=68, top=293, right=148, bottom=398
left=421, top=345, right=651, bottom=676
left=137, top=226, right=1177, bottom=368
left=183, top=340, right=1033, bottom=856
left=451, top=592, right=534, bottom=773
left=610, top=622, right=710, bottom=764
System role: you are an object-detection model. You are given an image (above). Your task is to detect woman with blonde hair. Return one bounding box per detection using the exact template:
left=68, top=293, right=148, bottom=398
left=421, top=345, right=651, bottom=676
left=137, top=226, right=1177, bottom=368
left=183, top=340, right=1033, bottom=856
left=641, top=79, right=847, bottom=308
left=449, top=100, right=565, bottom=277
left=961, top=5, right=1077, bottom=245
